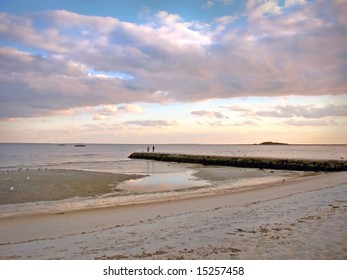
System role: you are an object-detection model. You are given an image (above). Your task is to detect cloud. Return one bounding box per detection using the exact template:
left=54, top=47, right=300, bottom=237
left=282, top=119, right=338, bottom=127
left=84, top=119, right=177, bottom=131
left=91, top=104, right=144, bottom=121
left=102, top=105, right=118, bottom=114
left=203, top=0, right=233, bottom=9
left=221, top=0, right=234, bottom=5
left=256, top=104, right=347, bottom=119
left=200, top=120, right=227, bottom=126
left=221, top=105, right=252, bottom=113
left=203, top=1, right=215, bottom=9
left=0, top=47, right=148, bottom=118
left=223, top=102, right=347, bottom=119
left=197, top=118, right=260, bottom=127
left=191, top=110, right=229, bottom=119
left=125, top=120, right=176, bottom=129
left=215, top=15, right=237, bottom=24
left=233, top=120, right=259, bottom=126
left=285, top=0, right=307, bottom=8
left=0, top=47, right=87, bottom=77
left=247, top=0, right=282, bottom=18
left=93, top=114, right=107, bottom=121
left=1, top=1, right=347, bottom=119
left=117, top=104, right=144, bottom=114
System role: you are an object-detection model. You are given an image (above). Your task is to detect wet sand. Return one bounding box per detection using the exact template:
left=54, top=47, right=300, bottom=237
left=0, top=166, right=299, bottom=218
left=0, top=171, right=346, bottom=259
left=0, top=169, right=145, bottom=205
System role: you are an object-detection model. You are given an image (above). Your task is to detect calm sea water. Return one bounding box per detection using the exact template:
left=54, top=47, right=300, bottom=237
left=0, top=143, right=346, bottom=217
left=1, top=143, right=346, bottom=172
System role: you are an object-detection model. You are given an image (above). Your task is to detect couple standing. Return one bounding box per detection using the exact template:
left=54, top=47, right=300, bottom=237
left=147, top=145, right=155, bottom=152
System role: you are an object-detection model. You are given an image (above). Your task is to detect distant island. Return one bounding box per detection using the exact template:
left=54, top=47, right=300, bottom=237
left=74, top=144, right=86, bottom=147
left=258, top=141, right=289, bottom=145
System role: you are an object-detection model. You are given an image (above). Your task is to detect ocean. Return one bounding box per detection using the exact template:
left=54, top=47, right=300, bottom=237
left=1, top=143, right=346, bottom=217
left=1, top=143, right=346, bottom=172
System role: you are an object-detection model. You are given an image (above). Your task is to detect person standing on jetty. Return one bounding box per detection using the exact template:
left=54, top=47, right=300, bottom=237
left=147, top=145, right=150, bottom=152
left=152, top=145, right=155, bottom=152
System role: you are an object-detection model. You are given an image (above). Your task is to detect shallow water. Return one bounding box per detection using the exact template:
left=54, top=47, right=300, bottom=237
left=0, top=164, right=303, bottom=218
left=0, top=143, right=344, bottom=217
left=117, top=169, right=209, bottom=193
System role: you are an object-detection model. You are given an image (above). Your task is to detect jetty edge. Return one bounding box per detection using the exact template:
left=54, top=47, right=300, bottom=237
left=129, top=152, right=347, bottom=172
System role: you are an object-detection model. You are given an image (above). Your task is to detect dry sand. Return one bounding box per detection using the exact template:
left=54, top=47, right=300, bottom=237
left=0, top=171, right=346, bottom=260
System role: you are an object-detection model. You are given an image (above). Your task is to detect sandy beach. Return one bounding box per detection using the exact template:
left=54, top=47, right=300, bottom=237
left=0, top=169, right=346, bottom=260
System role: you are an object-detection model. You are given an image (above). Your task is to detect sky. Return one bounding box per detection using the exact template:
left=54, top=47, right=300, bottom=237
left=0, top=0, right=346, bottom=144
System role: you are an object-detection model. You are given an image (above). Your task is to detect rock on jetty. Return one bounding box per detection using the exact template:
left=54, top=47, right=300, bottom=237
left=129, top=152, right=347, bottom=172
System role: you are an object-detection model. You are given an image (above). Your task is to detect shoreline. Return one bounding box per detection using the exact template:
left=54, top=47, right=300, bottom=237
left=1, top=171, right=346, bottom=259
left=0, top=165, right=303, bottom=218
left=0, top=165, right=308, bottom=221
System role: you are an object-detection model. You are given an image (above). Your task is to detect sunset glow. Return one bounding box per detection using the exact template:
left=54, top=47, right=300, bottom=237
left=1, top=0, right=346, bottom=144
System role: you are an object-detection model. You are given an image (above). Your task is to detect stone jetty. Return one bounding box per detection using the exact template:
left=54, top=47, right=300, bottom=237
left=129, top=152, right=347, bottom=172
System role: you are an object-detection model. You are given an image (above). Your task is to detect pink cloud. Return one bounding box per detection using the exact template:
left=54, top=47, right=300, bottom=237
left=191, top=110, right=229, bottom=119
left=0, top=1, right=346, bottom=119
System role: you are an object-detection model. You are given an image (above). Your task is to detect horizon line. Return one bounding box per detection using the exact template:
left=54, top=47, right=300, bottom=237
left=1, top=142, right=347, bottom=146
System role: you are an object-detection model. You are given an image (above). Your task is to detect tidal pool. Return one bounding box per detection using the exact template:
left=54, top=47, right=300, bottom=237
left=117, top=170, right=210, bottom=193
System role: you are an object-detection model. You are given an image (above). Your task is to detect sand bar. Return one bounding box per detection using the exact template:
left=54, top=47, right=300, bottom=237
left=0, top=171, right=346, bottom=259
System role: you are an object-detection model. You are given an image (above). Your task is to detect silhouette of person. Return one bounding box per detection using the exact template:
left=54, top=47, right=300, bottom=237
left=147, top=145, right=150, bottom=152
left=152, top=145, right=155, bottom=152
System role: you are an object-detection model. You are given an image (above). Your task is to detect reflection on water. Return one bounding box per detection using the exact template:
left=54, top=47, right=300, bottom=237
left=118, top=170, right=209, bottom=193
left=146, top=160, right=155, bottom=175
